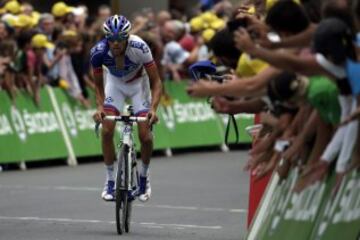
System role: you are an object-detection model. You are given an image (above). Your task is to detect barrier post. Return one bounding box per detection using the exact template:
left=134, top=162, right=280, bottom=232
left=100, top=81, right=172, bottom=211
left=47, top=86, right=77, bottom=166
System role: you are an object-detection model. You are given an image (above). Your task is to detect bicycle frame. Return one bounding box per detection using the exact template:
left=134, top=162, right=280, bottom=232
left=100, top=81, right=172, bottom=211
left=121, top=122, right=136, bottom=192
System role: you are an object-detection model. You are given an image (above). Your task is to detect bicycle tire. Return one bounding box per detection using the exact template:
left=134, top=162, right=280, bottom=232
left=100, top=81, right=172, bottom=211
left=115, top=145, right=128, bottom=235
left=124, top=151, right=136, bottom=232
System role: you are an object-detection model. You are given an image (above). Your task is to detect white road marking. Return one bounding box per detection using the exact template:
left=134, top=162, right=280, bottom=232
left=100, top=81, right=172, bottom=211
left=0, top=216, right=222, bottom=230
left=140, top=222, right=222, bottom=230
left=152, top=205, right=198, bottom=210
left=0, top=184, right=247, bottom=214
left=229, top=209, right=248, bottom=213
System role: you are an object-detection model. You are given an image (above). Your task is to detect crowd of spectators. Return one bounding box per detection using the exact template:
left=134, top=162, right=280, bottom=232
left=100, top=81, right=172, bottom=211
left=0, top=1, right=116, bottom=106
left=186, top=0, right=360, bottom=194
left=0, top=0, right=233, bottom=107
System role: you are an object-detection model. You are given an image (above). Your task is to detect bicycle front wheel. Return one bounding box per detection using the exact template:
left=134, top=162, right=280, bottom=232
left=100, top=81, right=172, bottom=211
left=124, top=151, right=136, bottom=232
left=115, top=145, right=129, bottom=235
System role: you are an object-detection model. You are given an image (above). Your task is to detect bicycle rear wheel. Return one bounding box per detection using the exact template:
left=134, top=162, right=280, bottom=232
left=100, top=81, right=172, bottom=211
left=115, top=145, right=129, bottom=235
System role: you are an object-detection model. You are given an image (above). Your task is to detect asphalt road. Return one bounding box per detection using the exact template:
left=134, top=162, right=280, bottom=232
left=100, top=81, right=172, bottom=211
left=0, top=150, right=250, bottom=240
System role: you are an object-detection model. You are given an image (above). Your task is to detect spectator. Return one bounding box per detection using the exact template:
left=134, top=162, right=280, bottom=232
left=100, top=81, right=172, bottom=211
left=0, top=20, right=12, bottom=41
left=13, top=31, right=35, bottom=97
left=57, top=32, right=90, bottom=107
left=38, top=13, right=55, bottom=41
left=30, top=33, right=52, bottom=105
left=51, top=1, right=76, bottom=34
left=161, top=20, right=200, bottom=81
left=0, top=39, right=16, bottom=103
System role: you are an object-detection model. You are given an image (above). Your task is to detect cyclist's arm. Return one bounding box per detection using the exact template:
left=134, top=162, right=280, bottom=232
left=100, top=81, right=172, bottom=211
left=139, top=38, right=162, bottom=112
left=90, top=45, right=106, bottom=110
left=93, top=71, right=105, bottom=110
left=145, top=63, right=162, bottom=112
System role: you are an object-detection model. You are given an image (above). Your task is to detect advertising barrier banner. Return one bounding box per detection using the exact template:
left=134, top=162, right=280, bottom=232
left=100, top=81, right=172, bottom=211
left=52, top=88, right=102, bottom=157
left=248, top=168, right=360, bottom=240
left=0, top=82, right=253, bottom=164
left=0, top=89, right=68, bottom=163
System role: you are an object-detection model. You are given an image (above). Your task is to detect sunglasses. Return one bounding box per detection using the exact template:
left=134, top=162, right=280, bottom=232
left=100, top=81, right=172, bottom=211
left=106, top=33, right=128, bottom=42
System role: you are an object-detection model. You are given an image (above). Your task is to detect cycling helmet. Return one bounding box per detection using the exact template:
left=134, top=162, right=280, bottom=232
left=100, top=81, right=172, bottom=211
left=103, top=14, right=131, bottom=40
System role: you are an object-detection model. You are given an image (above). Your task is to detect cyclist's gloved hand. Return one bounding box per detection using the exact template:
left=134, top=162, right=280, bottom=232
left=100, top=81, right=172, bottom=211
left=93, top=109, right=105, bottom=123
left=147, top=109, right=158, bottom=125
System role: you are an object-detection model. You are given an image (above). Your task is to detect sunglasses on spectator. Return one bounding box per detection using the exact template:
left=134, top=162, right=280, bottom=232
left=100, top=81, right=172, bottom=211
left=106, top=33, right=128, bottom=42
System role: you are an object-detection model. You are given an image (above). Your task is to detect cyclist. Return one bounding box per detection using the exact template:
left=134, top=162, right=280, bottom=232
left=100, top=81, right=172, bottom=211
left=91, top=15, right=162, bottom=202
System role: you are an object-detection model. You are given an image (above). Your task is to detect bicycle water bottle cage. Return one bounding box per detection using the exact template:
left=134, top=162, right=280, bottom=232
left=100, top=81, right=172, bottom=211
left=188, top=60, right=217, bottom=81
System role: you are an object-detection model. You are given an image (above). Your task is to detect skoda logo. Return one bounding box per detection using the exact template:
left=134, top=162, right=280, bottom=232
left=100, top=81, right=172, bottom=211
left=62, top=103, right=78, bottom=136
left=161, top=106, right=175, bottom=130
left=11, top=106, right=27, bottom=141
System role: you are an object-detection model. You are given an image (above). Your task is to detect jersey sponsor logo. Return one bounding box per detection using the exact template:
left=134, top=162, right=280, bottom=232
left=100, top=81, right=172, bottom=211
left=96, top=42, right=106, bottom=51
left=130, top=41, right=149, bottom=54
left=90, top=42, right=107, bottom=56
left=105, top=97, right=114, bottom=104
left=142, top=100, right=151, bottom=109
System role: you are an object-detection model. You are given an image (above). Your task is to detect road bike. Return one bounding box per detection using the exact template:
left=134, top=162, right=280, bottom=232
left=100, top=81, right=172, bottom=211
left=95, top=106, right=147, bottom=234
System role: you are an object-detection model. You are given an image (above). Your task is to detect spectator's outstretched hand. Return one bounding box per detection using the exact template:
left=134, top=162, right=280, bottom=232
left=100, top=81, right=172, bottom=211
left=211, top=97, right=232, bottom=114
left=186, top=80, right=219, bottom=98
left=234, top=28, right=255, bottom=53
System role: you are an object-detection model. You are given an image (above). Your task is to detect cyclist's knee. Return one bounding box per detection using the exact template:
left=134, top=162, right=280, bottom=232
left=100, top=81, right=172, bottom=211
left=139, top=132, right=153, bottom=145
left=102, top=125, right=115, bottom=140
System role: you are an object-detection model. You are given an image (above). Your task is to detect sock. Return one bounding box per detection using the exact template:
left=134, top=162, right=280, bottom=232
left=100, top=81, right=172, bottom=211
left=140, top=162, right=149, bottom=177
left=105, top=163, right=115, bottom=182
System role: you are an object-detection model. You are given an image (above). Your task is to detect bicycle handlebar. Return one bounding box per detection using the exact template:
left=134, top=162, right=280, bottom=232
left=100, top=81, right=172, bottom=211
left=104, top=115, right=148, bottom=122
left=94, top=115, right=148, bottom=138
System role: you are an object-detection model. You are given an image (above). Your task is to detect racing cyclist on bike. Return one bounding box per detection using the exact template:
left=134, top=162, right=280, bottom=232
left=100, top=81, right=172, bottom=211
left=91, top=15, right=162, bottom=202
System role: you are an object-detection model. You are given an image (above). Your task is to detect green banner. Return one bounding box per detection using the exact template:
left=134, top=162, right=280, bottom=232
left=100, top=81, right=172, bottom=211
left=157, top=81, right=253, bottom=148
left=310, top=170, right=360, bottom=240
left=0, top=89, right=67, bottom=163
left=52, top=88, right=102, bottom=157
left=248, top=168, right=360, bottom=240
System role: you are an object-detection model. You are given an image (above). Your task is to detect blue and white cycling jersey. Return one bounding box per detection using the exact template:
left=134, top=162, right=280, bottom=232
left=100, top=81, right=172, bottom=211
left=90, top=34, right=155, bottom=115
left=90, top=35, right=155, bottom=83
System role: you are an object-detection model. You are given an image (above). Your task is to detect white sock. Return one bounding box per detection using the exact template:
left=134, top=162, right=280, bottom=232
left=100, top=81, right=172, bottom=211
left=105, top=163, right=115, bottom=182
left=140, top=163, right=149, bottom=177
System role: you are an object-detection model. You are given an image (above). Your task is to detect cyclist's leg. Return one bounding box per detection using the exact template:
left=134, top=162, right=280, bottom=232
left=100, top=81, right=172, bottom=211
left=131, top=77, right=152, bottom=201
left=132, top=77, right=152, bottom=168
left=101, top=74, right=125, bottom=201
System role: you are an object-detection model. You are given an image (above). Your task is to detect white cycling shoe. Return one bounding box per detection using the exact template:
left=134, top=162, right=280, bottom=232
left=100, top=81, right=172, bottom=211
left=138, top=175, right=151, bottom=202
left=101, top=180, right=115, bottom=201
